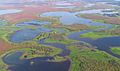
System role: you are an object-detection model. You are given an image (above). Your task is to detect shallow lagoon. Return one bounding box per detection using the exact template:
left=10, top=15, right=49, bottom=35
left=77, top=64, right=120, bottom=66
left=10, top=28, right=51, bottom=43
left=3, top=51, right=24, bottom=65
left=3, top=51, right=70, bottom=71
left=8, top=58, right=70, bottom=71
left=16, top=20, right=51, bottom=27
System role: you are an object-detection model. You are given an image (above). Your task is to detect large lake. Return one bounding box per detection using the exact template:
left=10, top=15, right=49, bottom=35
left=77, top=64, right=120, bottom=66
left=40, top=11, right=112, bottom=27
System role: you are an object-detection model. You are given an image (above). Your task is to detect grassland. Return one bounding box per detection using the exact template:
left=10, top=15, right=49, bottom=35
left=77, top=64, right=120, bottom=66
left=69, top=43, right=120, bottom=71
left=0, top=41, right=63, bottom=70
left=3, top=45, right=62, bottom=60
left=77, top=14, right=120, bottom=25
left=111, top=47, right=120, bottom=55
left=0, top=2, right=120, bottom=71
left=45, top=38, right=76, bottom=44
left=44, top=33, right=77, bottom=44
left=80, top=32, right=116, bottom=39
left=0, top=54, right=8, bottom=71
left=80, top=24, right=120, bottom=39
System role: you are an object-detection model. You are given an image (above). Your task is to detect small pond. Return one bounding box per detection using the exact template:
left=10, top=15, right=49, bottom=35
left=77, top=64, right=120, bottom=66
left=9, top=28, right=51, bottom=43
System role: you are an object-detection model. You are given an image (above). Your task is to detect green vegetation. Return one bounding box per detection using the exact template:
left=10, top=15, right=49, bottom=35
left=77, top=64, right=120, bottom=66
left=34, top=31, right=77, bottom=44
left=88, top=25, right=106, bottom=30
left=69, top=44, right=120, bottom=71
left=111, top=47, right=120, bottom=55
left=0, top=54, right=8, bottom=71
left=34, top=32, right=51, bottom=41
left=80, top=32, right=116, bottom=39
left=78, top=49, right=112, bottom=60
left=93, top=19, right=106, bottom=23
left=0, top=4, right=120, bottom=71
left=0, top=19, right=8, bottom=26
left=0, top=44, right=62, bottom=67
left=45, top=38, right=76, bottom=44
left=0, top=22, right=21, bottom=42
left=20, top=45, right=62, bottom=59
left=0, top=40, right=62, bottom=70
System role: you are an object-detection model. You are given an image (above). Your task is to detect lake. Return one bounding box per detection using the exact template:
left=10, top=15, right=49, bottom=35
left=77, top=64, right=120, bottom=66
left=7, top=9, right=120, bottom=71
left=9, top=28, right=51, bottom=43
left=40, top=11, right=112, bottom=27
left=16, top=20, right=51, bottom=27
left=3, top=51, right=71, bottom=71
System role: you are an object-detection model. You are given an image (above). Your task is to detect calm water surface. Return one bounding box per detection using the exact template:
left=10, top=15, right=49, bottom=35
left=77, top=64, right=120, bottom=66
left=0, top=9, right=22, bottom=15
left=3, top=51, right=70, bottom=71
left=9, top=28, right=51, bottom=43
left=7, top=9, right=120, bottom=71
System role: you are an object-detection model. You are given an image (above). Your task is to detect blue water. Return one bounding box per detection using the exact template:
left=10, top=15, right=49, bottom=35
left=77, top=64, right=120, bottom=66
left=3, top=51, right=70, bottom=71
left=16, top=20, right=50, bottom=27
left=40, top=11, right=120, bottom=58
left=88, top=36, right=120, bottom=58
left=8, top=58, right=70, bottom=71
left=0, top=9, right=22, bottom=15
left=7, top=10, right=119, bottom=71
left=68, top=31, right=120, bottom=58
left=2, top=51, right=24, bottom=65
left=40, top=11, right=112, bottom=27
left=39, top=38, right=70, bottom=56
left=10, top=11, right=113, bottom=43
left=9, top=28, right=51, bottom=43
left=115, top=0, right=120, bottom=1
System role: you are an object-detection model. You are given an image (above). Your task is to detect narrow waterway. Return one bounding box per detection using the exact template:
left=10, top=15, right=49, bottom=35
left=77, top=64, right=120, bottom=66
left=4, top=10, right=120, bottom=71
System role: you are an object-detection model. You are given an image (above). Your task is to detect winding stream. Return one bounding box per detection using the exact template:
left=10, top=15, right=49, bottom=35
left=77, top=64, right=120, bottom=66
left=39, top=38, right=70, bottom=56
left=40, top=11, right=120, bottom=58
left=4, top=10, right=120, bottom=71
left=68, top=31, right=120, bottom=58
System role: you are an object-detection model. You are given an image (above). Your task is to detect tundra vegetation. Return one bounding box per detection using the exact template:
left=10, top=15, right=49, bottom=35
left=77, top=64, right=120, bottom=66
left=0, top=1, right=120, bottom=71
left=69, top=43, right=120, bottom=71
left=111, top=47, right=120, bottom=55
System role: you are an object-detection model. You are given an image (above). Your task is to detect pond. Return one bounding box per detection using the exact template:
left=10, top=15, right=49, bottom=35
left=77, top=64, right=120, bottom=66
left=7, top=9, right=118, bottom=71
left=9, top=28, right=51, bottom=43
left=3, top=51, right=24, bottom=65
left=3, top=51, right=70, bottom=71
left=16, top=20, right=51, bottom=27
